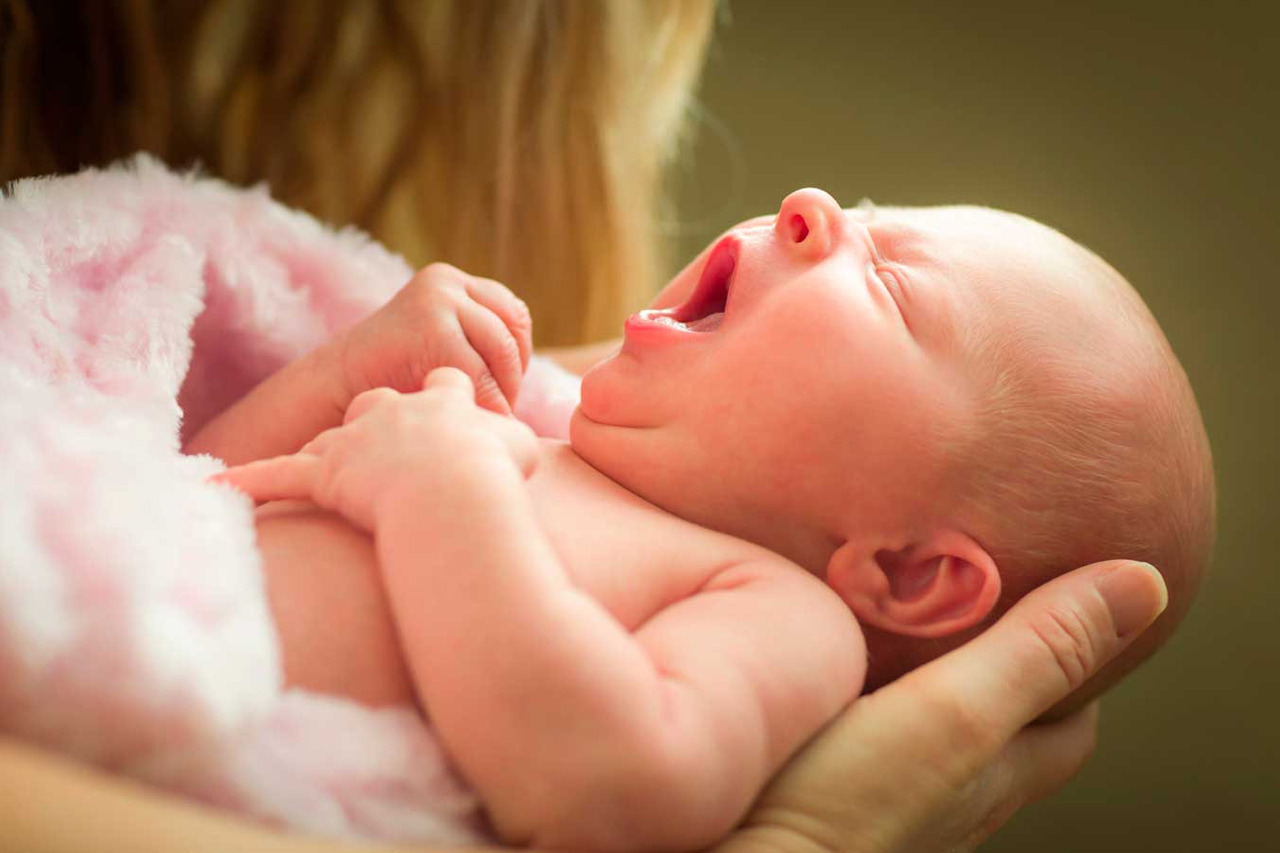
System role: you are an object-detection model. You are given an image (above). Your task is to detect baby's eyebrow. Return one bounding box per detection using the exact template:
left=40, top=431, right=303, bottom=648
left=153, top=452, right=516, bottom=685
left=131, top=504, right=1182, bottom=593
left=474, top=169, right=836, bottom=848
left=864, top=213, right=926, bottom=263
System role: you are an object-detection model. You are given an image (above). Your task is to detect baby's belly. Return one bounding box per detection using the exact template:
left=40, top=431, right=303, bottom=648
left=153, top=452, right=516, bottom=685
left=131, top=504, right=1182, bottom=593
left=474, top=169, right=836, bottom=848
left=253, top=500, right=419, bottom=709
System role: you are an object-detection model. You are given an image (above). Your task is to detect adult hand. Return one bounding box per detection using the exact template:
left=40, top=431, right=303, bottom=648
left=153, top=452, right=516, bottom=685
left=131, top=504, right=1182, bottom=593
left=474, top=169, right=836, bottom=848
left=712, top=559, right=1168, bottom=853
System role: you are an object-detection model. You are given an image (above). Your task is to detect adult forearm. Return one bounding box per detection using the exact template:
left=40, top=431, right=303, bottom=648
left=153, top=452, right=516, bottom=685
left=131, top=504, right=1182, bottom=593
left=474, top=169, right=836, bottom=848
left=0, top=738, right=508, bottom=853
left=182, top=344, right=347, bottom=466
left=375, top=466, right=675, bottom=844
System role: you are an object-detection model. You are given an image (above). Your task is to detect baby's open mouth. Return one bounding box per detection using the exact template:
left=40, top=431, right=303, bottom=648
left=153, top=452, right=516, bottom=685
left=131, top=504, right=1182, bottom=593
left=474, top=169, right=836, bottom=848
left=637, top=236, right=738, bottom=333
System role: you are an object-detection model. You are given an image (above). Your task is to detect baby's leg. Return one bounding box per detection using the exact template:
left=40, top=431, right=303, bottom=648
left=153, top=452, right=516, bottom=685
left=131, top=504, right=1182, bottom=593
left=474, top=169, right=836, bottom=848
left=254, top=500, right=419, bottom=709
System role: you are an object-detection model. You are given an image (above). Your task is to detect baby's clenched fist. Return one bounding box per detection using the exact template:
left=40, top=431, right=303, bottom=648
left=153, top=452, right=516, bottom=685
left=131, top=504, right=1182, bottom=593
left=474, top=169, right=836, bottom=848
left=212, top=368, right=539, bottom=532
left=335, top=263, right=533, bottom=416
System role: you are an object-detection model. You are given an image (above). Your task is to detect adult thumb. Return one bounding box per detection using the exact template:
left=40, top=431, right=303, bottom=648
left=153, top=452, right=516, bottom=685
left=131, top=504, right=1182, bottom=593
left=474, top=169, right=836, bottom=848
left=888, top=560, right=1168, bottom=761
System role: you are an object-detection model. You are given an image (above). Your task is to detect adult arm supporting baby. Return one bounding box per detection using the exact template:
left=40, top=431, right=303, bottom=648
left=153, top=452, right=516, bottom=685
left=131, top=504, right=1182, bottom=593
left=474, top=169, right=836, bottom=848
left=375, top=463, right=865, bottom=853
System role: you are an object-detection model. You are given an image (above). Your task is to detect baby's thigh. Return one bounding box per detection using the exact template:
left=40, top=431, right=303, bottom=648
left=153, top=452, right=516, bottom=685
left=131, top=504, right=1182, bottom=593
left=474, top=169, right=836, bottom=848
left=254, top=500, right=418, bottom=708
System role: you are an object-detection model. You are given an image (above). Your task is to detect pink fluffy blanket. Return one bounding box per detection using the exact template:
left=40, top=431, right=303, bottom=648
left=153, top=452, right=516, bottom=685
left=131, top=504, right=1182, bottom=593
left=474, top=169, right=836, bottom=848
left=0, top=156, right=581, bottom=842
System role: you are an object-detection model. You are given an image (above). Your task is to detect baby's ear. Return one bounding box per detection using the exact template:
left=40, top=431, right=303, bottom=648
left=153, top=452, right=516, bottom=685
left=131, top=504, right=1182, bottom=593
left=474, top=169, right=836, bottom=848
left=825, top=531, right=1001, bottom=638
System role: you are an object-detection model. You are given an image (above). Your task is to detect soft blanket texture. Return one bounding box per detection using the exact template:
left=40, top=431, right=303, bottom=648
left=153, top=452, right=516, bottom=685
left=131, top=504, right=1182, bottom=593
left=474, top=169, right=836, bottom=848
left=0, top=156, right=582, bottom=842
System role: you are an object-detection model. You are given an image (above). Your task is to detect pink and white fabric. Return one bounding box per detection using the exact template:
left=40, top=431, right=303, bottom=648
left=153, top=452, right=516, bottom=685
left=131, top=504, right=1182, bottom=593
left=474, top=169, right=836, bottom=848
left=0, top=155, right=582, bottom=842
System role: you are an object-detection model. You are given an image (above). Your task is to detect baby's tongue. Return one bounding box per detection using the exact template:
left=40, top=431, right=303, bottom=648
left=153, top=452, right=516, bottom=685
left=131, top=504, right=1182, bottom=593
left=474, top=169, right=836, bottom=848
left=686, top=311, right=724, bottom=333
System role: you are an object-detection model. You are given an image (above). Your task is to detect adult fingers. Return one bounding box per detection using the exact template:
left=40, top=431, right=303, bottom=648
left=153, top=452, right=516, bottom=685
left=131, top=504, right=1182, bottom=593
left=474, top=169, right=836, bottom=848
left=464, top=277, right=533, bottom=372
left=1002, top=701, right=1100, bottom=808
left=956, top=702, right=1102, bottom=851
left=209, top=455, right=318, bottom=504
left=457, top=300, right=525, bottom=411
left=890, top=560, right=1167, bottom=767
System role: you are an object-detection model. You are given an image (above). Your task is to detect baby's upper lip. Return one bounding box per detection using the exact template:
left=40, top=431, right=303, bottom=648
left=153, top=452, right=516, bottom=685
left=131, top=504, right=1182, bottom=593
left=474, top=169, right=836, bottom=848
left=645, top=235, right=739, bottom=329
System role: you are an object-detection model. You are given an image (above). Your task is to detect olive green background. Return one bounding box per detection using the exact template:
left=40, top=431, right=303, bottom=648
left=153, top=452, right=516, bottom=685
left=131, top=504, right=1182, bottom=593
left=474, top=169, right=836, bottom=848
left=670, top=2, right=1279, bottom=850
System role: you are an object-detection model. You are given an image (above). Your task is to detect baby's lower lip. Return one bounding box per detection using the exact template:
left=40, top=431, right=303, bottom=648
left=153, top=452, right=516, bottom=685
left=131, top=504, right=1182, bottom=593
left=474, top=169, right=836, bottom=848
left=623, top=310, right=713, bottom=341
left=621, top=311, right=724, bottom=357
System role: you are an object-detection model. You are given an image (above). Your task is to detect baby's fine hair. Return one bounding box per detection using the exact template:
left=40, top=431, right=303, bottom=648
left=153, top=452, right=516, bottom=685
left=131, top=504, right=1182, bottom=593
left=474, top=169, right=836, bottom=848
left=953, top=237, right=1214, bottom=712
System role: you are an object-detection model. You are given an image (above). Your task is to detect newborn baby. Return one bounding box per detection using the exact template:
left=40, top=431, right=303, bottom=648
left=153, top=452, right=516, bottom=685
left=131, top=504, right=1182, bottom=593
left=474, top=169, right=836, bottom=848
left=213, top=189, right=1214, bottom=853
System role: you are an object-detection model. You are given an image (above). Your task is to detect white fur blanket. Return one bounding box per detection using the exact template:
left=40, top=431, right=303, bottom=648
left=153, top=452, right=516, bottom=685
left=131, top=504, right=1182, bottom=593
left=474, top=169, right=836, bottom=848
left=0, top=156, right=581, bottom=842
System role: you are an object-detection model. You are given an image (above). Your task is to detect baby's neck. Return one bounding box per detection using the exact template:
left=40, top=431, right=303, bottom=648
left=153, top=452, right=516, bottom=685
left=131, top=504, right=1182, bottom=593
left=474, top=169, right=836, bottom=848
left=730, top=518, right=842, bottom=579
left=559, top=439, right=842, bottom=580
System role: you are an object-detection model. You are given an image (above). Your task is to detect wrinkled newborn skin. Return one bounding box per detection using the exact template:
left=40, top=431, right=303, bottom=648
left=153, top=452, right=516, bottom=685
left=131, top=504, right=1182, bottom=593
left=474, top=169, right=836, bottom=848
left=573, top=190, right=1211, bottom=702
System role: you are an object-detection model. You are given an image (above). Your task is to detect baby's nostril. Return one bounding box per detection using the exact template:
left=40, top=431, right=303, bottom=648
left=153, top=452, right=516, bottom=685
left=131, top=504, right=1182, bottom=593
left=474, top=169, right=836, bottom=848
left=789, top=214, right=809, bottom=243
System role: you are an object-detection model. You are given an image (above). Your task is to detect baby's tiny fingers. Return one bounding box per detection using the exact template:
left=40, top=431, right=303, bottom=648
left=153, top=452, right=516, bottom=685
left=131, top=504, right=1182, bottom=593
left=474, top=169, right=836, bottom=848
left=345, top=386, right=400, bottom=425
left=434, top=316, right=510, bottom=415
left=300, top=427, right=340, bottom=456
left=209, top=455, right=319, bottom=504
left=458, top=300, right=524, bottom=410
left=423, top=366, right=475, bottom=395
left=464, top=276, right=533, bottom=371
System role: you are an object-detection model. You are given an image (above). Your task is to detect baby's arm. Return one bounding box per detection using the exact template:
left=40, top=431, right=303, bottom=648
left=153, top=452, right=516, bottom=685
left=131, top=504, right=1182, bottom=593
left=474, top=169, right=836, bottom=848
left=377, top=474, right=867, bottom=853
left=185, top=264, right=531, bottom=465
left=183, top=342, right=347, bottom=466
left=215, top=375, right=865, bottom=853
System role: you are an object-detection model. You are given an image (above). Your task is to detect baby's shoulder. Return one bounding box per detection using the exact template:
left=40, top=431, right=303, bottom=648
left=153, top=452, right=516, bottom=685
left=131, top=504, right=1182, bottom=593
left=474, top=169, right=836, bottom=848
left=527, top=441, right=776, bottom=622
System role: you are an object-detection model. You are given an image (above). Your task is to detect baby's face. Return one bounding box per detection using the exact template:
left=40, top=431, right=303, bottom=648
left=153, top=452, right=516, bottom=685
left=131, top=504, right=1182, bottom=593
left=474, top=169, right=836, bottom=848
left=571, top=189, right=1120, bottom=570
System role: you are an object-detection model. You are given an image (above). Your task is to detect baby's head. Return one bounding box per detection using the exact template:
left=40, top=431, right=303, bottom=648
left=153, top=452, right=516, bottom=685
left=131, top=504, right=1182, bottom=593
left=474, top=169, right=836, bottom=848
left=572, top=188, right=1214, bottom=712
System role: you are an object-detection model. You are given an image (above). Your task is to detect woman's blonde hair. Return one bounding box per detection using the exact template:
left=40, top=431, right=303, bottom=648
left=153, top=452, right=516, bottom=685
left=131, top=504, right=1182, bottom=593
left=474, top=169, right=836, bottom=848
left=1, top=0, right=716, bottom=345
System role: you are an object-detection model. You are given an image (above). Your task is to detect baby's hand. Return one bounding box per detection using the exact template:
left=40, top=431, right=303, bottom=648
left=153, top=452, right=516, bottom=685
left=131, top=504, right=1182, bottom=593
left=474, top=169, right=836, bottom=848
left=210, top=368, right=538, bottom=531
left=335, top=263, right=533, bottom=416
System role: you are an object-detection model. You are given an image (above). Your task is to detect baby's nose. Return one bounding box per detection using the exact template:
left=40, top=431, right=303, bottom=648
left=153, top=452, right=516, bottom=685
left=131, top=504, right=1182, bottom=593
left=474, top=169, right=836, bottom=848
left=775, top=188, right=846, bottom=260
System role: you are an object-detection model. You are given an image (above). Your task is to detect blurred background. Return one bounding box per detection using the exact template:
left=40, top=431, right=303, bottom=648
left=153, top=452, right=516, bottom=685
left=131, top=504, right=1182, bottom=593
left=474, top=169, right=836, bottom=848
left=668, top=2, right=1278, bottom=850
